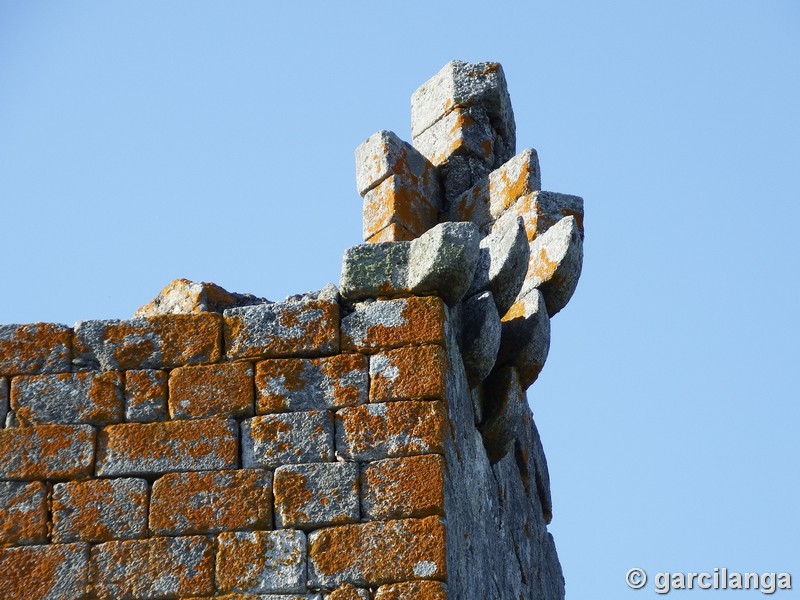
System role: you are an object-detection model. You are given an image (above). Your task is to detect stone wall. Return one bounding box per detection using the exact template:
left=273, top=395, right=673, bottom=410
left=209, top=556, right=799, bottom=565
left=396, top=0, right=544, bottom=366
left=0, top=61, right=583, bottom=599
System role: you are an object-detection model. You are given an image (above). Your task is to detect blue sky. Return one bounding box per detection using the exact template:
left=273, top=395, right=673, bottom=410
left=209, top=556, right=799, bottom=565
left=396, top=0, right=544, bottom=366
left=1, top=2, right=798, bottom=597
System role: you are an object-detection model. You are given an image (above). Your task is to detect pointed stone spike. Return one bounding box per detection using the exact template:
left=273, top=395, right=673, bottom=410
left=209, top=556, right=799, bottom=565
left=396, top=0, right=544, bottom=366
left=497, top=289, right=551, bottom=389
left=458, top=291, right=502, bottom=389
left=479, top=366, right=525, bottom=464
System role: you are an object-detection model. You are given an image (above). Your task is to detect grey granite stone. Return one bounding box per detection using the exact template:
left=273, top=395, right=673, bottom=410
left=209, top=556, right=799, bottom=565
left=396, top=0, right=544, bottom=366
left=242, top=411, right=335, bottom=469
left=339, top=242, right=411, bottom=301
left=274, top=462, right=359, bottom=530
left=497, top=289, right=551, bottom=389
left=457, top=291, right=501, bottom=389
left=217, top=529, right=307, bottom=594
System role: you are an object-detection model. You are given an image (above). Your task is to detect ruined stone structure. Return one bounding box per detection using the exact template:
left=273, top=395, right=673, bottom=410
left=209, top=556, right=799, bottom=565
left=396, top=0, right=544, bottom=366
left=0, top=61, right=583, bottom=599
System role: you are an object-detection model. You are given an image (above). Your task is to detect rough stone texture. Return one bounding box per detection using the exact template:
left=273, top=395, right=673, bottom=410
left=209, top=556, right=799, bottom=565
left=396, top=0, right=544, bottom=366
left=456, top=292, right=501, bottom=389
left=341, top=297, right=446, bottom=353
left=363, top=175, right=438, bottom=240
left=150, top=469, right=272, bottom=535
left=327, top=583, right=372, bottom=600
left=169, top=361, right=254, bottom=419
left=369, top=344, right=447, bottom=402
left=0, top=542, right=90, bottom=600
left=216, top=529, right=307, bottom=594
left=497, top=289, right=551, bottom=389
left=11, top=371, right=123, bottom=426
left=96, top=417, right=238, bottom=476
left=274, top=462, right=359, bottom=530
left=438, top=154, right=493, bottom=204
left=339, top=242, right=411, bottom=301
left=73, top=313, right=222, bottom=370
left=478, top=367, right=525, bottom=463
left=257, top=354, right=368, bottom=413
left=135, top=278, right=267, bottom=317
left=361, top=454, right=446, bottom=521
left=468, top=215, right=530, bottom=315
left=52, top=477, right=148, bottom=543
left=375, top=581, right=448, bottom=600
left=242, top=411, right=334, bottom=469
left=124, top=368, right=168, bottom=422
left=0, top=423, right=95, bottom=480
left=0, top=322, right=71, bottom=375
left=335, top=401, right=447, bottom=460
left=308, top=516, right=446, bottom=588
left=0, top=481, right=49, bottom=545
left=0, top=376, right=8, bottom=426
left=413, top=105, right=496, bottom=168
left=520, top=215, right=584, bottom=316
left=367, top=222, right=416, bottom=243
left=491, top=190, right=584, bottom=242
left=224, top=287, right=340, bottom=359
left=91, top=535, right=215, bottom=599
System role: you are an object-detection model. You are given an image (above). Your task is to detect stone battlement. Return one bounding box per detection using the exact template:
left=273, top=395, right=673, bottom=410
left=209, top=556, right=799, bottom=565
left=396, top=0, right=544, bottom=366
left=0, top=61, right=583, bottom=599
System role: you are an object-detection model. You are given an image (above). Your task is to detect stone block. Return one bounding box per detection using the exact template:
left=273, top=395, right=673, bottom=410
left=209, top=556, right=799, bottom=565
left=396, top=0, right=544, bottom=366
left=362, top=175, right=437, bottom=240
left=479, top=366, right=525, bottom=463
left=491, top=189, right=584, bottom=242
left=375, top=581, right=448, bottom=600
left=361, top=454, right=445, bottom=520
left=73, top=313, right=222, bottom=370
left=150, top=469, right=272, bottom=535
left=256, top=354, right=368, bottom=413
left=52, top=478, right=148, bottom=543
left=224, top=288, right=340, bottom=360
left=0, top=481, right=48, bottom=545
left=124, top=369, right=168, bottom=422
left=96, top=417, right=238, bottom=476
left=497, top=289, right=551, bottom=389
left=308, top=516, right=446, bottom=587
left=216, top=529, right=307, bottom=594
left=10, top=371, right=123, bottom=426
left=366, top=222, right=416, bottom=243
left=438, top=153, right=492, bottom=202
left=274, top=462, right=359, bottom=530
left=91, top=535, right=214, bottom=598
left=0, top=543, right=89, bottom=600
left=339, top=242, right=411, bottom=301
left=135, top=278, right=267, bottom=317
left=327, top=583, right=372, bottom=599
left=412, top=105, right=495, bottom=167
left=457, top=292, right=501, bottom=388
left=0, top=322, right=71, bottom=375
left=0, top=423, right=95, bottom=480
left=242, top=411, right=334, bottom=469
left=169, top=361, right=254, bottom=419
left=369, top=344, right=447, bottom=402
left=335, top=401, right=447, bottom=460
left=341, top=297, right=446, bottom=353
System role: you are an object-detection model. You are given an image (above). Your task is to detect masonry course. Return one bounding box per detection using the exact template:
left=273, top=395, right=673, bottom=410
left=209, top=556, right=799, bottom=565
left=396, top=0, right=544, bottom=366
left=0, top=60, right=582, bottom=598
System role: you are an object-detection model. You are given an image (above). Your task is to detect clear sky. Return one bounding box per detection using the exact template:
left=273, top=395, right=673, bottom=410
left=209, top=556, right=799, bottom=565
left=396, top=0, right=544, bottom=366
left=1, top=2, right=798, bottom=597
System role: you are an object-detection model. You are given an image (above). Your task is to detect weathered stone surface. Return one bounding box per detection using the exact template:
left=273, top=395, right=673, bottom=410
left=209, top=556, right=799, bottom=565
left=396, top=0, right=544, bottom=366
left=449, top=148, right=541, bottom=230
left=407, top=222, right=480, bottom=306
left=413, top=105, right=496, bottom=168
left=361, top=454, right=445, bottom=521
left=91, top=535, right=214, bottom=599
left=11, top=371, right=123, bottom=426
left=257, top=354, right=368, bottom=413
left=135, top=278, right=267, bottom=317
left=0, top=423, right=95, bottom=480
left=468, top=215, right=530, bottom=315
left=96, top=417, right=238, bottom=476
left=124, top=369, right=168, bottom=422
left=491, top=189, right=585, bottom=242
left=242, top=411, right=334, bottom=469
left=354, top=130, right=441, bottom=210
left=327, top=583, right=372, bottom=600
left=150, top=469, right=272, bottom=535
left=497, top=289, right=551, bottom=389
left=439, top=154, right=493, bottom=203
left=274, top=462, right=359, bottom=530
left=374, top=581, right=448, bottom=600
left=0, top=481, right=48, bottom=545
left=0, top=322, right=71, bottom=375
left=479, top=366, right=525, bottom=463
left=189, top=596, right=321, bottom=600
left=341, top=297, right=446, bottom=353
left=457, top=292, right=501, bottom=389
left=52, top=477, right=147, bottom=543
left=411, top=60, right=515, bottom=158
left=224, top=286, right=340, bottom=359
left=73, top=313, right=222, bottom=370
left=216, top=529, right=306, bottom=594
left=308, top=516, right=446, bottom=587
left=363, top=175, right=437, bottom=240
left=0, top=542, right=89, bottom=600
left=516, top=404, right=554, bottom=524
left=0, top=377, right=8, bottom=426
left=519, top=215, right=583, bottom=316
left=169, top=361, right=254, bottom=419
left=339, top=242, right=411, bottom=301
left=369, top=344, right=447, bottom=402
left=367, top=222, right=416, bottom=243
left=335, top=401, right=447, bottom=460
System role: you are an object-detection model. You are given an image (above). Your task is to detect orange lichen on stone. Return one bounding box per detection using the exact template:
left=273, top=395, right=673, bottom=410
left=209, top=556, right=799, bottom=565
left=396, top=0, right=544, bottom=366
left=328, top=583, right=372, bottom=599
left=149, top=469, right=272, bottom=535
left=273, top=462, right=359, bottom=530
left=362, top=175, right=437, bottom=241
left=95, top=417, right=238, bottom=476
left=0, top=322, right=71, bottom=376
left=361, top=454, right=446, bottom=520
left=369, top=344, right=447, bottom=402
left=0, top=423, right=95, bottom=480
left=375, top=580, right=448, bottom=600
left=124, top=368, right=168, bottom=422
left=169, top=361, right=254, bottom=419
left=0, top=481, right=49, bottom=545
left=308, top=516, right=446, bottom=587
left=335, top=401, right=447, bottom=460
left=242, top=411, right=335, bottom=468
left=367, top=222, right=417, bottom=243
left=0, top=542, right=89, bottom=599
